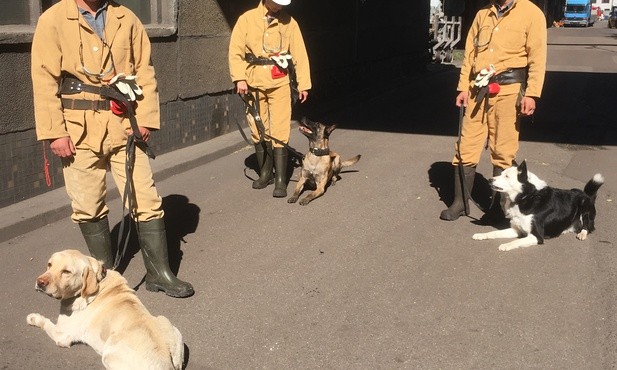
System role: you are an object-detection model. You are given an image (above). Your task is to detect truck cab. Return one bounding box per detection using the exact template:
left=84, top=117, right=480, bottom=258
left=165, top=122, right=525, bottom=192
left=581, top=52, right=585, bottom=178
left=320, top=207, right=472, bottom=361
left=563, top=0, right=596, bottom=27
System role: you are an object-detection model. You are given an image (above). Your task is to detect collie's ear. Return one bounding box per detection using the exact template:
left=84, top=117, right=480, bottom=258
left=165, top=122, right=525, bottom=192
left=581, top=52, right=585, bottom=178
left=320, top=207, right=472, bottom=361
left=511, top=159, right=518, bottom=167
left=517, top=160, right=528, bottom=182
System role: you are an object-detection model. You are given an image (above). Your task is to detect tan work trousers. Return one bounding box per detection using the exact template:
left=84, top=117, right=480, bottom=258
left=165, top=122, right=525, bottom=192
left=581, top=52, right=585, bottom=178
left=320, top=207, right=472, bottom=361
left=246, top=85, right=292, bottom=148
left=62, top=134, right=164, bottom=223
left=452, top=90, right=520, bottom=169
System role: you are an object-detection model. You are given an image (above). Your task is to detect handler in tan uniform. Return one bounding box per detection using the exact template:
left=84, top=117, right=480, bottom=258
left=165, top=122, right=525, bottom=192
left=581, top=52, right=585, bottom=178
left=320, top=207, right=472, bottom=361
left=440, top=0, right=547, bottom=221
left=229, top=0, right=311, bottom=197
left=32, top=0, right=193, bottom=297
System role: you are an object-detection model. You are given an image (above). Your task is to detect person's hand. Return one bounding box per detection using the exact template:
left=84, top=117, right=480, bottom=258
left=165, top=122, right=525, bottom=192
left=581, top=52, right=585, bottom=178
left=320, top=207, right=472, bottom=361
left=299, top=90, right=308, bottom=103
left=236, top=80, right=248, bottom=95
left=519, top=96, right=536, bottom=116
left=49, top=137, right=75, bottom=158
left=456, top=91, right=469, bottom=107
left=126, top=126, right=151, bottom=142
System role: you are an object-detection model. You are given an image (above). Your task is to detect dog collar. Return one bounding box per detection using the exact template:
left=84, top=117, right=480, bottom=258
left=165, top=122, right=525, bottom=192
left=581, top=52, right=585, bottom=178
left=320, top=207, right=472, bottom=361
left=309, top=147, right=329, bottom=156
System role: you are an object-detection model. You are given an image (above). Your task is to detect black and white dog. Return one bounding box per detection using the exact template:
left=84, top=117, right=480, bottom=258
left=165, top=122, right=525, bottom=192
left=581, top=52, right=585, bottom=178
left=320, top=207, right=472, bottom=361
left=473, top=160, right=604, bottom=251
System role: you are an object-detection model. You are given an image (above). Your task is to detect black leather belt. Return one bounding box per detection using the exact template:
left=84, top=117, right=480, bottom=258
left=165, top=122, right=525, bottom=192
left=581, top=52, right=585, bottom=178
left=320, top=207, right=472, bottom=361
left=61, top=98, right=110, bottom=111
left=491, top=68, right=527, bottom=85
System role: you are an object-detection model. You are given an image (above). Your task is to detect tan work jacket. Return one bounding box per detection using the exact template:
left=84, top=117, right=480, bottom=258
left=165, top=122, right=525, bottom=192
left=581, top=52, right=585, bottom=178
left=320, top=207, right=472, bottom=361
left=228, top=1, right=311, bottom=92
left=32, top=0, right=160, bottom=151
left=458, top=0, right=547, bottom=97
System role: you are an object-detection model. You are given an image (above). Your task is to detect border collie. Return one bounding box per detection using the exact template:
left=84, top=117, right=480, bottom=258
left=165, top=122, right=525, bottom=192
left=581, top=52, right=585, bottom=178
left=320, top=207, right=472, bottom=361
left=472, top=160, right=604, bottom=251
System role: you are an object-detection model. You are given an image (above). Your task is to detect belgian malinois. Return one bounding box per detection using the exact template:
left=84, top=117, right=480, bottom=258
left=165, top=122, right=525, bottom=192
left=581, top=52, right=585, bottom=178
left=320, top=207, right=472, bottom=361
left=287, top=118, right=361, bottom=205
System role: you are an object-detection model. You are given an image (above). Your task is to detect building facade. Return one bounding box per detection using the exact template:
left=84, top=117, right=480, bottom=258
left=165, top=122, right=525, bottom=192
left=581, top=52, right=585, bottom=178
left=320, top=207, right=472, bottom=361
left=0, top=0, right=429, bottom=209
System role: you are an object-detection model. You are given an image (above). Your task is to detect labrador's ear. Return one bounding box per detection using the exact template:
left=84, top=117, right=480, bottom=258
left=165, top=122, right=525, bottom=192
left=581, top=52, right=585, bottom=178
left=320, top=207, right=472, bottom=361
left=86, top=256, right=105, bottom=280
left=80, top=257, right=103, bottom=298
left=80, top=266, right=99, bottom=298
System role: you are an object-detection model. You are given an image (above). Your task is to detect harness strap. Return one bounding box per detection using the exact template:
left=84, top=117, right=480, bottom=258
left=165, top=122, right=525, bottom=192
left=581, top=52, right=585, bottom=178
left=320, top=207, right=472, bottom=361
left=237, top=89, right=304, bottom=161
left=59, top=76, right=154, bottom=270
left=245, top=52, right=300, bottom=105
left=245, top=53, right=277, bottom=65
left=59, top=76, right=155, bottom=159
left=472, top=67, right=528, bottom=117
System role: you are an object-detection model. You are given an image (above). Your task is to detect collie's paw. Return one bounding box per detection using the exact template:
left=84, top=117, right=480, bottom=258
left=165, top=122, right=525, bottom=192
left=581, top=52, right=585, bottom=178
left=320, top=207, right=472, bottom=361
left=498, top=242, right=519, bottom=251
left=576, top=229, right=588, bottom=241
left=472, top=233, right=488, bottom=240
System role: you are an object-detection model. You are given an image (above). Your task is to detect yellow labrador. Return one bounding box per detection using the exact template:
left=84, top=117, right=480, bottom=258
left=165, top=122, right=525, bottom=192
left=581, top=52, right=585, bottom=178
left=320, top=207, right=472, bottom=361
left=27, top=249, right=184, bottom=370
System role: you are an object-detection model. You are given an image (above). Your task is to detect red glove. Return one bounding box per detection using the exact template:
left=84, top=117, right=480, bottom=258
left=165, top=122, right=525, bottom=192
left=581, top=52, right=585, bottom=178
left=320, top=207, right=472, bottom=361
left=110, top=100, right=137, bottom=116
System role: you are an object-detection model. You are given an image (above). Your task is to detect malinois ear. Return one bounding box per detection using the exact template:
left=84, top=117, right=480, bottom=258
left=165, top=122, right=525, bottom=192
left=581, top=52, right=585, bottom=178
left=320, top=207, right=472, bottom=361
left=326, top=124, right=337, bottom=135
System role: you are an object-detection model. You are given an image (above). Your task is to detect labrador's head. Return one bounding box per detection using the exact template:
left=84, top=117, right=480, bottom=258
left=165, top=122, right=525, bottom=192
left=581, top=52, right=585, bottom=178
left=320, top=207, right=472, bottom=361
left=35, top=249, right=105, bottom=301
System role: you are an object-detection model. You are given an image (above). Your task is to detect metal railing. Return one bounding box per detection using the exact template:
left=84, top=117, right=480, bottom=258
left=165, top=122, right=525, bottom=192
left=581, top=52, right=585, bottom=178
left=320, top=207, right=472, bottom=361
left=429, top=14, right=462, bottom=65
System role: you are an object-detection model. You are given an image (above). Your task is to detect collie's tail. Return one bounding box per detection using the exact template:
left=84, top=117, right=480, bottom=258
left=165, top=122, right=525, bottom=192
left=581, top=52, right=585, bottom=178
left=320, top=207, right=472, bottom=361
left=584, top=174, right=604, bottom=200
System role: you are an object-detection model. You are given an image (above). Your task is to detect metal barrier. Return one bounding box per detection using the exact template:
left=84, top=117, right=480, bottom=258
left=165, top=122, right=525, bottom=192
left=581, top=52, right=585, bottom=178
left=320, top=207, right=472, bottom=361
left=429, top=15, right=462, bottom=65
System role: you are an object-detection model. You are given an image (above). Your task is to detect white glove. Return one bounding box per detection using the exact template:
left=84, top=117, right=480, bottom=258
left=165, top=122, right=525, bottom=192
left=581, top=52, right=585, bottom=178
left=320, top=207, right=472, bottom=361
left=474, top=64, right=496, bottom=88
left=270, top=53, right=292, bottom=69
left=109, top=73, right=143, bottom=101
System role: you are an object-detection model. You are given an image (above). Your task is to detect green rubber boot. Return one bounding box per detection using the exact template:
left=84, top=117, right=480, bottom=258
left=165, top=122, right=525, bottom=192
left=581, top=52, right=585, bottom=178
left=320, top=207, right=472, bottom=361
left=440, top=165, right=476, bottom=221
left=252, top=141, right=274, bottom=189
left=138, top=219, right=194, bottom=298
left=273, top=147, right=288, bottom=198
left=482, top=166, right=506, bottom=221
left=79, top=218, right=114, bottom=268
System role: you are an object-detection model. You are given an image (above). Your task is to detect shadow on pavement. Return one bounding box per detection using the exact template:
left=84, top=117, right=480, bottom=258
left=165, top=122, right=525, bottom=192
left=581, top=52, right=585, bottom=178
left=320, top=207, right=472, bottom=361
left=110, top=194, right=200, bottom=281
left=303, top=66, right=617, bottom=148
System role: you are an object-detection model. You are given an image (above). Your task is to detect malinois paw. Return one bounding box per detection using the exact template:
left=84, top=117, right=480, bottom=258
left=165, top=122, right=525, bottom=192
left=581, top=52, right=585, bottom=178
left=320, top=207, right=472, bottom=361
left=287, top=197, right=298, bottom=204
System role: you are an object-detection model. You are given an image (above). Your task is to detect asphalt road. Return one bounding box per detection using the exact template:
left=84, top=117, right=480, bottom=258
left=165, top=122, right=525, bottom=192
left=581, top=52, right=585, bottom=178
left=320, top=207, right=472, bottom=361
left=1, top=22, right=616, bottom=369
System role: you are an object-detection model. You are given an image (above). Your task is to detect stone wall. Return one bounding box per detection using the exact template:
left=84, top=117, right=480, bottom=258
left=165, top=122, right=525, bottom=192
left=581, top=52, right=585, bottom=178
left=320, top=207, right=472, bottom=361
left=0, top=0, right=429, bottom=208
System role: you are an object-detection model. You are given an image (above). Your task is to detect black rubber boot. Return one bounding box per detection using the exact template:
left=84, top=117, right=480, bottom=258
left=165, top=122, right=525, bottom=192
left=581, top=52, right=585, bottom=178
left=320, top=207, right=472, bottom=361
left=482, top=166, right=506, bottom=221
left=252, top=141, right=274, bottom=189
left=440, top=165, right=476, bottom=221
left=79, top=218, right=114, bottom=268
left=273, top=147, right=288, bottom=198
left=138, top=219, right=194, bottom=298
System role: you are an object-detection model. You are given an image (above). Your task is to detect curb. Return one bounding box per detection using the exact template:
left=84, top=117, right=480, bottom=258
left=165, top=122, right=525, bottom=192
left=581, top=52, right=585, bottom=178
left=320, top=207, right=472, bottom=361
left=0, top=127, right=252, bottom=244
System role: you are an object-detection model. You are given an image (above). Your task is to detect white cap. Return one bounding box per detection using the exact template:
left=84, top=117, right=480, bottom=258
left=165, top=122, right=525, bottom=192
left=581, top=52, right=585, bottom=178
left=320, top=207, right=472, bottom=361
left=272, top=0, right=291, bottom=5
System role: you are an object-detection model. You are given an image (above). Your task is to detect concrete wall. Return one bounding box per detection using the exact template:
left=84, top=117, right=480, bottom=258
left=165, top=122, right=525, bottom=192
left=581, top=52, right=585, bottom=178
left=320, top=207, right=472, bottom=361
left=0, top=0, right=429, bottom=208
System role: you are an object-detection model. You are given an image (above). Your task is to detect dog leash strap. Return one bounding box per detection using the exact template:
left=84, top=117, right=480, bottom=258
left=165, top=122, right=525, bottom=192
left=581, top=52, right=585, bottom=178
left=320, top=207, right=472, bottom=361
left=112, top=135, right=137, bottom=271
left=236, top=91, right=304, bottom=160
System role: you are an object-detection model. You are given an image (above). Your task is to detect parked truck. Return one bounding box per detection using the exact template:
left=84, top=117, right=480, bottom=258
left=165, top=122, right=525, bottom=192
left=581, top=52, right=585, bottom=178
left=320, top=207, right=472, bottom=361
left=563, top=0, right=596, bottom=27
